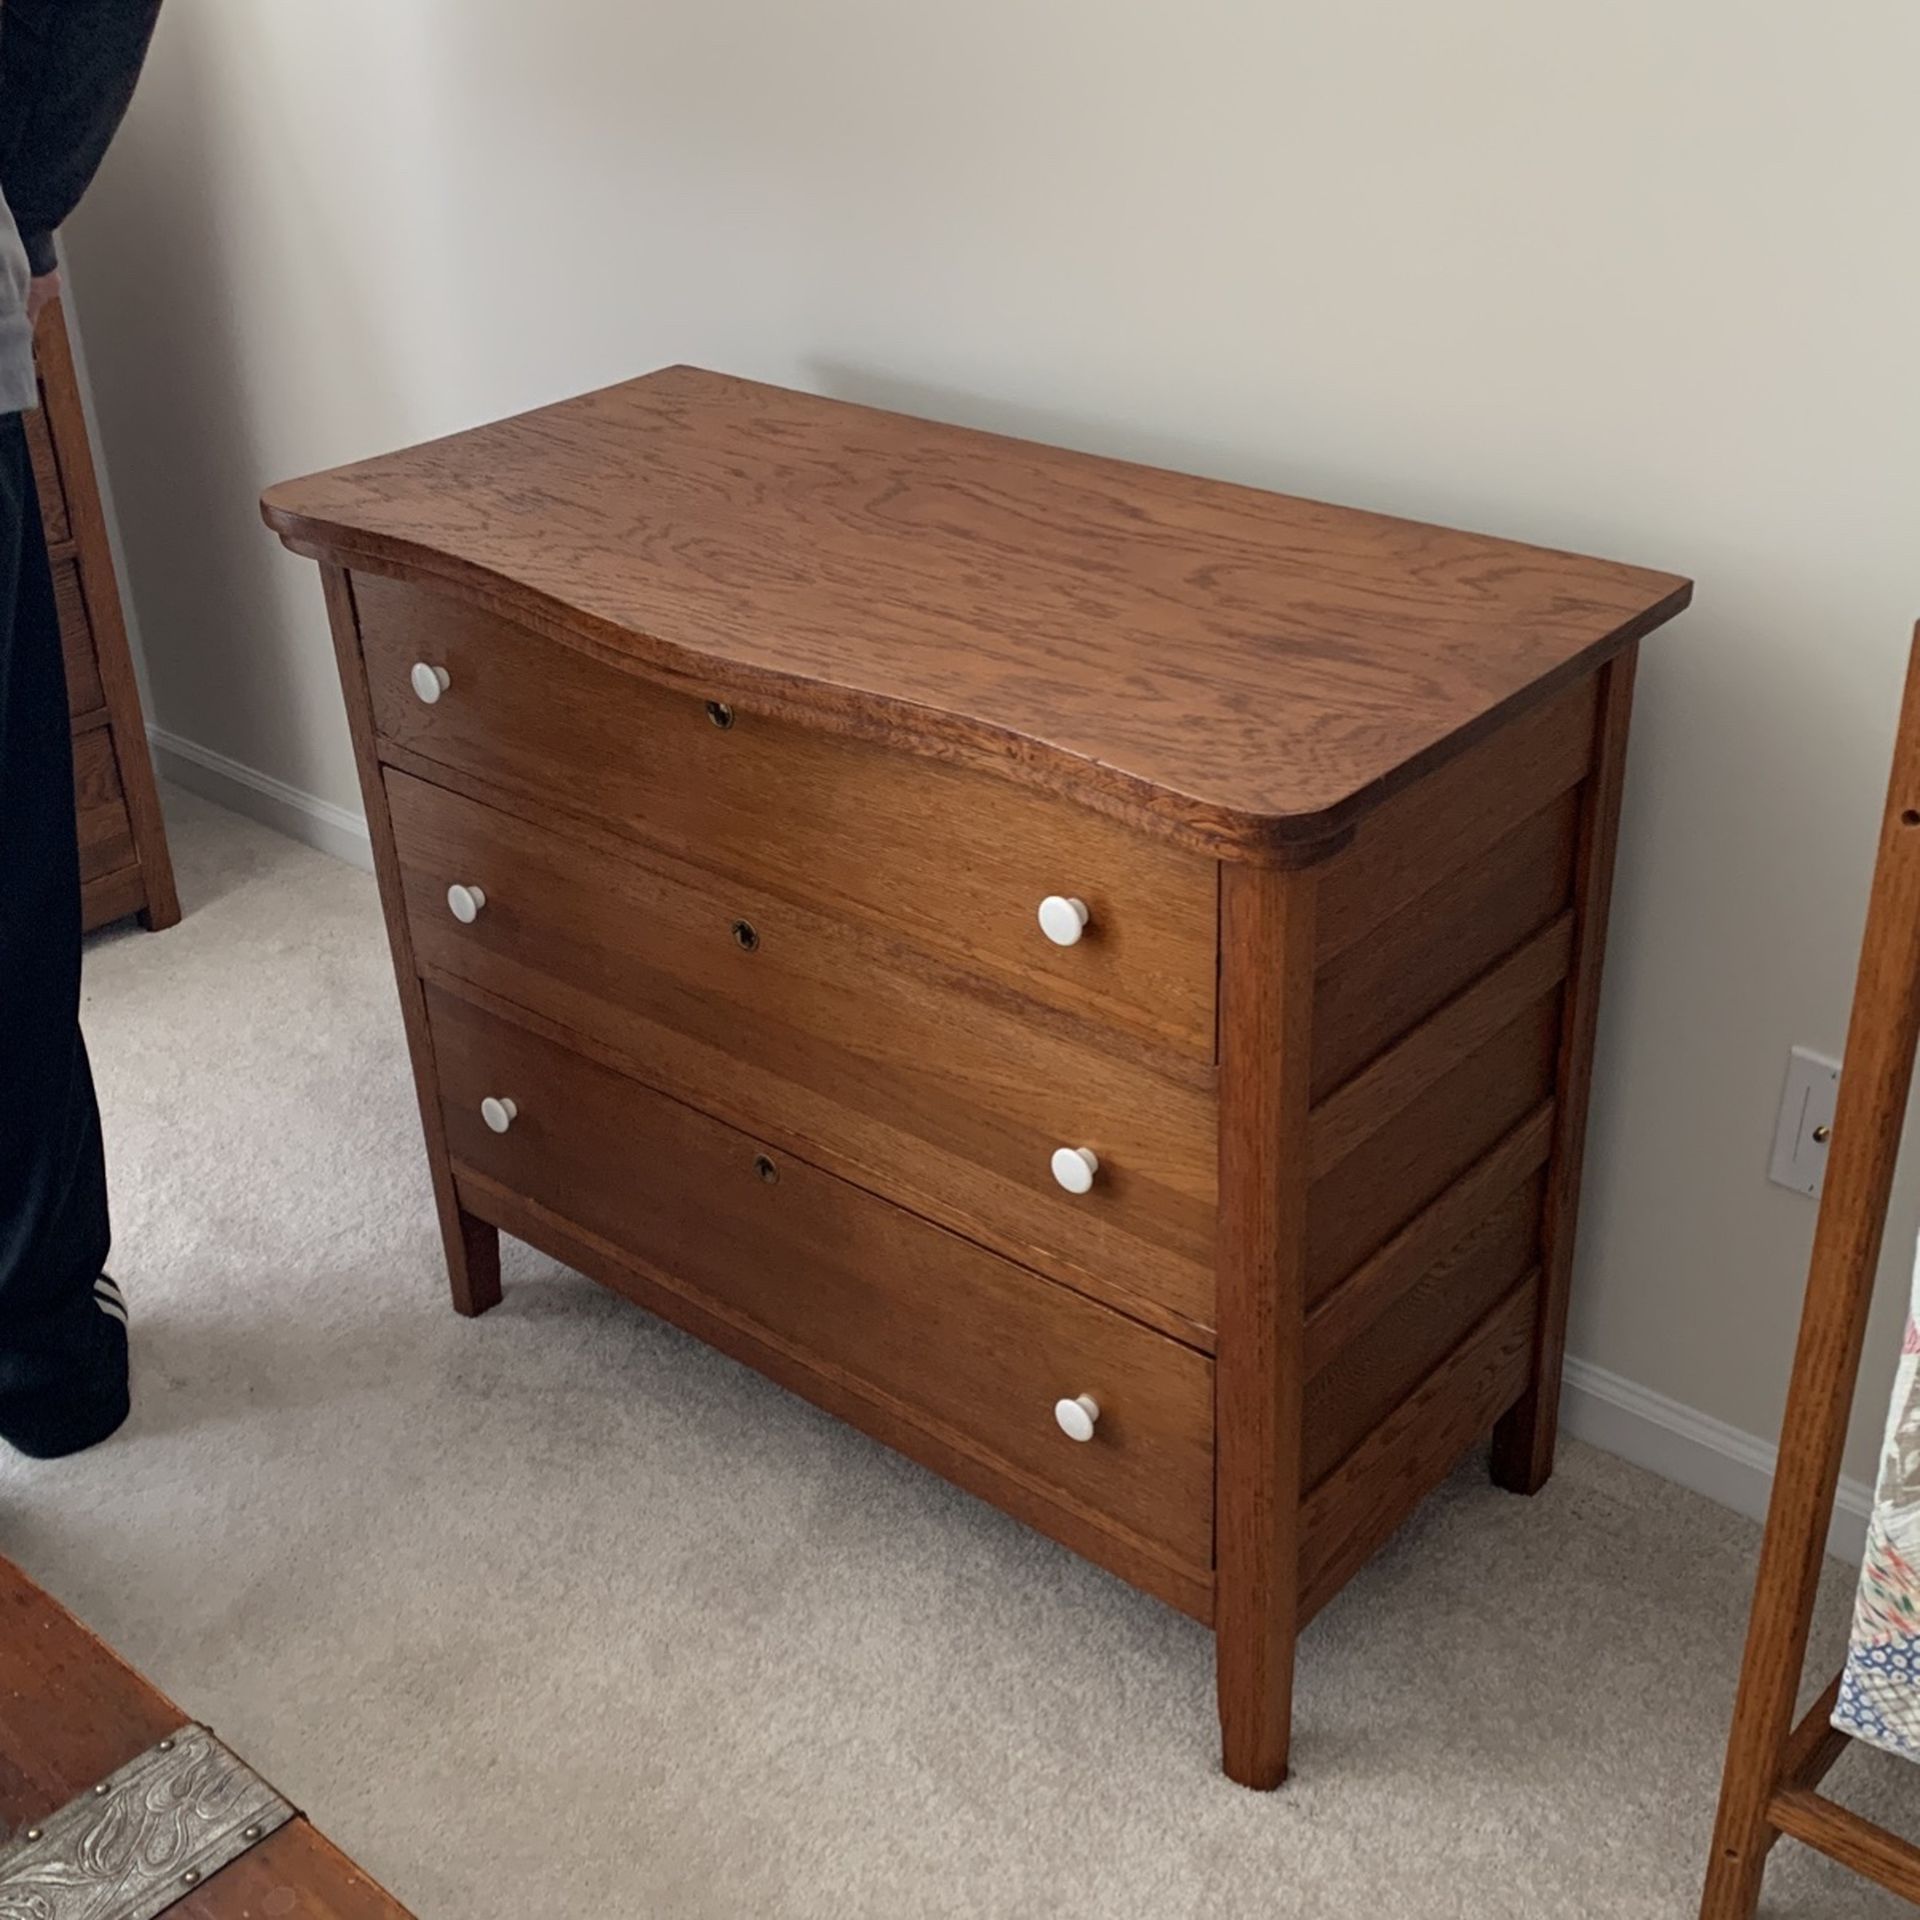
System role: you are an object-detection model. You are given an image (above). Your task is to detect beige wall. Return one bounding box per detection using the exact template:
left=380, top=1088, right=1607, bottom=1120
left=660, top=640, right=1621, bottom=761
left=62, top=1, right=1920, bottom=1479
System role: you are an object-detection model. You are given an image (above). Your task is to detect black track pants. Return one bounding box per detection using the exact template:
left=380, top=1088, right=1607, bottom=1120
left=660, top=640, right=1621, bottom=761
left=0, top=407, right=125, bottom=1458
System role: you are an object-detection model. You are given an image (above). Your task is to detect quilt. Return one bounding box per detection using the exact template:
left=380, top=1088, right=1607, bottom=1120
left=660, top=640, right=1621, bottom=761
left=1835, top=1233, right=1920, bottom=1755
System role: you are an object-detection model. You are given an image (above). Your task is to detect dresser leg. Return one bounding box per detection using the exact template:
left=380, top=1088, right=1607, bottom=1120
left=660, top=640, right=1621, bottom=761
left=444, top=1205, right=502, bottom=1317
left=1214, top=861, right=1313, bottom=1791
left=1490, top=1366, right=1560, bottom=1494
left=1217, top=1603, right=1299, bottom=1789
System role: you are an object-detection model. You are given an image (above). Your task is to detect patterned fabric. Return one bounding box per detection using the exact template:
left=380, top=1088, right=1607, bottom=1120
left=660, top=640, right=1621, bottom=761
left=1836, top=1240, right=1920, bottom=1755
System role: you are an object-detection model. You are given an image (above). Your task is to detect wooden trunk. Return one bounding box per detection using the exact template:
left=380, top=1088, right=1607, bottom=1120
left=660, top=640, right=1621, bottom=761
left=0, top=1556, right=408, bottom=1916
left=263, top=367, right=1690, bottom=1784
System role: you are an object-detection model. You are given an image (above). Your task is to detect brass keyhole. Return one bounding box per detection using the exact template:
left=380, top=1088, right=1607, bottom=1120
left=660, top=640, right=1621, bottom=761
left=706, top=700, right=735, bottom=730
left=753, top=1154, right=778, bottom=1184
left=731, top=919, right=759, bottom=952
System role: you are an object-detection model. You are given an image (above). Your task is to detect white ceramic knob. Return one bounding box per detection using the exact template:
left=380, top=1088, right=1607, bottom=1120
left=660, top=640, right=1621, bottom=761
left=1037, top=895, right=1090, bottom=947
left=446, top=883, right=486, bottom=924
left=480, top=1096, right=517, bottom=1134
left=1054, top=1394, right=1100, bottom=1443
left=1050, top=1145, right=1099, bottom=1195
left=410, top=662, right=451, bottom=704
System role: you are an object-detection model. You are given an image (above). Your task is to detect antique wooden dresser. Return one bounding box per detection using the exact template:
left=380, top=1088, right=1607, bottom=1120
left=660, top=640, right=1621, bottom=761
left=263, top=369, right=1689, bottom=1787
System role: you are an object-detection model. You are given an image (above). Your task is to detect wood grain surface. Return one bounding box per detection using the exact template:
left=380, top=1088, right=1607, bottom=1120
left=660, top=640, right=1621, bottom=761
left=322, top=568, right=502, bottom=1317
left=273, top=374, right=1678, bottom=1791
left=81, top=863, right=148, bottom=928
left=1701, top=627, right=1920, bottom=1915
left=1304, top=1105, right=1554, bottom=1375
left=1299, top=1283, right=1536, bottom=1624
left=22, top=400, right=65, bottom=543
left=1307, top=991, right=1562, bottom=1301
left=1303, top=1173, right=1542, bottom=1487
left=1212, top=862, right=1315, bottom=1789
left=356, top=573, right=1218, bottom=1056
left=461, top=1170, right=1214, bottom=1622
left=1492, top=647, right=1638, bottom=1494
left=1311, top=790, right=1578, bottom=1099
left=0, top=1558, right=411, bottom=1917
left=1315, top=672, right=1596, bottom=959
left=72, top=724, right=133, bottom=885
left=55, top=558, right=102, bottom=717
left=387, top=770, right=1219, bottom=1337
left=36, top=296, right=179, bottom=931
left=1309, top=913, right=1572, bottom=1181
left=1776, top=1674, right=1848, bottom=1796
left=262, top=367, right=1690, bottom=862
left=427, top=982, right=1216, bottom=1571
left=1765, top=1791, right=1920, bottom=1904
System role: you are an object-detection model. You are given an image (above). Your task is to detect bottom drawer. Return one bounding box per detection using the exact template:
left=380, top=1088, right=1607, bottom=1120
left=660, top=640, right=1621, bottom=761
left=425, top=983, right=1215, bottom=1573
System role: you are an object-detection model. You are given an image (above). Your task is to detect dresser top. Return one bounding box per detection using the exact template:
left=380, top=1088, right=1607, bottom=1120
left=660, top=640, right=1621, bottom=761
left=263, top=366, right=1689, bottom=861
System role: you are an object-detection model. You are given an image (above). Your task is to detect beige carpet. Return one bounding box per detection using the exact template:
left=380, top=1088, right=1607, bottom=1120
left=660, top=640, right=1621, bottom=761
left=4, top=788, right=1914, bottom=1918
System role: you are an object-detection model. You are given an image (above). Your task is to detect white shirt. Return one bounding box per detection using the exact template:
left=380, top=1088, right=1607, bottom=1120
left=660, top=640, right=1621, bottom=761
left=0, top=190, right=35, bottom=416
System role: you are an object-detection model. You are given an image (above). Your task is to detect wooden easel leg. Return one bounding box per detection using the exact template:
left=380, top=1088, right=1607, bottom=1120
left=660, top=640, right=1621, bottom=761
left=1702, top=628, right=1920, bottom=1916
left=1493, top=647, right=1638, bottom=1495
left=1699, top=1828, right=1769, bottom=1920
left=1214, top=863, right=1313, bottom=1789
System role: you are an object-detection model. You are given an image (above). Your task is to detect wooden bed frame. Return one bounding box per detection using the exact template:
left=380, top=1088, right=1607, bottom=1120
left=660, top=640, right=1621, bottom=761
left=1703, top=624, right=1920, bottom=1913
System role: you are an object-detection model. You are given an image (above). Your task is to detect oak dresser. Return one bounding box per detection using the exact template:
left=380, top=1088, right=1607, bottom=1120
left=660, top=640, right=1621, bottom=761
left=34, top=296, right=178, bottom=933
left=263, top=368, right=1690, bottom=1787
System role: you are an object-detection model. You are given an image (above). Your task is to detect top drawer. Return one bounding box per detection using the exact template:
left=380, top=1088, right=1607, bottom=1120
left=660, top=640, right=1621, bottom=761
left=350, top=573, right=1217, bottom=1057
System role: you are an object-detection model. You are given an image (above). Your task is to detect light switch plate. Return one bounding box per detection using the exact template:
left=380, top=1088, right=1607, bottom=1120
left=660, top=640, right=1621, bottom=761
left=1769, top=1046, right=1840, bottom=1199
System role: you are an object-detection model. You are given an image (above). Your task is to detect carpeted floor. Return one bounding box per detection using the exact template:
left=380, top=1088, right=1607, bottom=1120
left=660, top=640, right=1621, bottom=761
left=5, top=788, right=1915, bottom=1918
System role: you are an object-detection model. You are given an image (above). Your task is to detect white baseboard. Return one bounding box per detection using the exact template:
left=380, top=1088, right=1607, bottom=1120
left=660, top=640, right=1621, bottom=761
left=149, top=726, right=373, bottom=873
left=137, top=724, right=1883, bottom=1568
left=1561, top=1354, right=1873, bottom=1564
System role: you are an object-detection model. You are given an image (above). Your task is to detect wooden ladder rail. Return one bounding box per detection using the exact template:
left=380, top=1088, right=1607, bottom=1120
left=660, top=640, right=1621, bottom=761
left=1702, top=622, right=1920, bottom=1916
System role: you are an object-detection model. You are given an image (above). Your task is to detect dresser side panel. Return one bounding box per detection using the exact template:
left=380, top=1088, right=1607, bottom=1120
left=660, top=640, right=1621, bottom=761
left=327, top=566, right=500, bottom=1314
left=1294, top=657, right=1623, bottom=1594
left=1492, top=644, right=1641, bottom=1491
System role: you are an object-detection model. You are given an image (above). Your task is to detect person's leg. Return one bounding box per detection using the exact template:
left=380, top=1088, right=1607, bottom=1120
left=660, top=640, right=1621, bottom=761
left=0, top=407, right=125, bottom=1458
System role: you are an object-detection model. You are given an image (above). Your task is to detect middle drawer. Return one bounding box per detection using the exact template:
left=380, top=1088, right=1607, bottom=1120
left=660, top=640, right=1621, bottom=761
left=387, top=770, right=1219, bottom=1340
